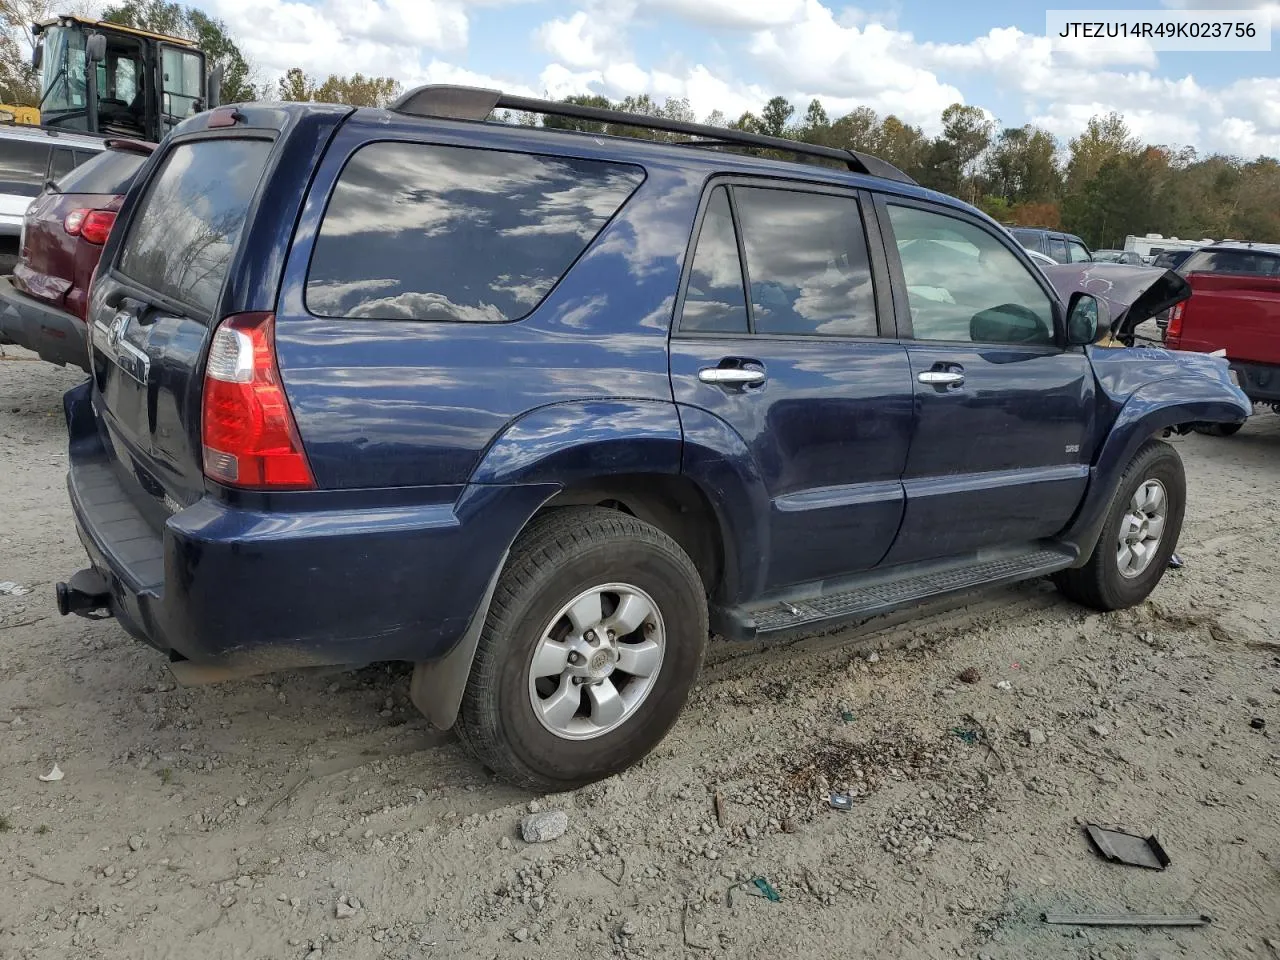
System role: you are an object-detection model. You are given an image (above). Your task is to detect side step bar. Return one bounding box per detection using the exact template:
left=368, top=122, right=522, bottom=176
left=713, top=545, right=1076, bottom=641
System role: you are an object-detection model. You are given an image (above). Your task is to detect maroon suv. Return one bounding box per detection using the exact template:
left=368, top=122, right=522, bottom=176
left=0, top=139, right=153, bottom=370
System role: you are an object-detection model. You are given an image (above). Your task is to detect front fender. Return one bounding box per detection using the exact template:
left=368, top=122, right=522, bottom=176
left=1061, top=375, right=1250, bottom=560
left=469, top=399, right=683, bottom=486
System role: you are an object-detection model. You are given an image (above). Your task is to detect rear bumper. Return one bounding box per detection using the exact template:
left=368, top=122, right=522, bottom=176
left=61, top=380, right=554, bottom=673
left=1230, top=360, right=1280, bottom=404
left=0, top=276, right=87, bottom=369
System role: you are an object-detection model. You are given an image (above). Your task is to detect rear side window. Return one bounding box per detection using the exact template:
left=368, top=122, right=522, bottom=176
left=306, top=142, right=644, bottom=322
left=1048, top=236, right=1069, bottom=263
left=0, top=140, right=52, bottom=197
left=682, top=186, right=749, bottom=334
left=1067, top=241, right=1091, bottom=262
left=1181, top=249, right=1280, bottom=277
left=49, top=147, right=77, bottom=182
left=56, top=147, right=146, bottom=195
left=119, top=138, right=272, bottom=314
left=1009, top=229, right=1039, bottom=251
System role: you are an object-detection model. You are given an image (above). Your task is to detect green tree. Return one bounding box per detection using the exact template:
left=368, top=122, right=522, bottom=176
left=1065, top=112, right=1138, bottom=194
left=827, top=106, right=881, bottom=154
left=985, top=125, right=1061, bottom=204
left=798, top=98, right=829, bottom=144
left=102, top=0, right=256, bottom=102
left=937, top=103, right=995, bottom=203
left=277, top=67, right=400, bottom=108
left=543, top=93, right=612, bottom=133
left=759, top=95, right=794, bottom=138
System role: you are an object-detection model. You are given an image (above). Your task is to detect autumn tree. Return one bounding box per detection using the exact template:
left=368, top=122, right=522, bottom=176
left=277, top=67, right=401, bottom=108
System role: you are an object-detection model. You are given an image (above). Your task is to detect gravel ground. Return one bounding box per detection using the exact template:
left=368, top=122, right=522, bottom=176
left=2, top=345, right=1278, bottom=960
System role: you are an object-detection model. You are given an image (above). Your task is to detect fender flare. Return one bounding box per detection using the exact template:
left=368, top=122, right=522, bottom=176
left=675, top=404, right=771, bottom=606
left=1061, top=376, right=1250, bottom=561
left=412, top=399, right=684, bottom=729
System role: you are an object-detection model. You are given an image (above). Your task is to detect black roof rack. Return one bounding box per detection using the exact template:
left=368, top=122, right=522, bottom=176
left=388, top=84, right=916, bottom=186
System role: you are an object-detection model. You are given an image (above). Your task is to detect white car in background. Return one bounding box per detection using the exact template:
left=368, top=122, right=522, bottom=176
left=0, top=125, right=104, bottom=272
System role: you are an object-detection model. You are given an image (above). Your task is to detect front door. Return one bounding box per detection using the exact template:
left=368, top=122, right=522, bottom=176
left=669, top=181, right=913, bottom=597
left=876, top=199, right=1092, bottom=566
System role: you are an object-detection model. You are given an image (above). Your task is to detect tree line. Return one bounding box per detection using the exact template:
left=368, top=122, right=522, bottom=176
left=1, top=0, right=1275, bottom=248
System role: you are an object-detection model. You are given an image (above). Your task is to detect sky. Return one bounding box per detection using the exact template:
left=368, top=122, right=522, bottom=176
left=187, top=0, right=1280, bottom=158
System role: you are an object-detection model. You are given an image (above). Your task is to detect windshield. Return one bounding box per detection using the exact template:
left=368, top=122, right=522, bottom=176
left=39, top=25, right=148, bottom=136
left=39, top=26, right=87, bottom=121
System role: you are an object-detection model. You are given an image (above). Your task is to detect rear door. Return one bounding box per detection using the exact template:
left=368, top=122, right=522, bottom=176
left=88, top=135, right=274, bottom=512
left=669, top=179, right=913, bottom=593
left=876, top=197, right=1091, bottom=565
left=1179, top=249, right=1280, bottom=363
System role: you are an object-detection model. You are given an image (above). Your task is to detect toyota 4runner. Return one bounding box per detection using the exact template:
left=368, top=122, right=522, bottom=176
left=56, top=89, right=1250, bottom=791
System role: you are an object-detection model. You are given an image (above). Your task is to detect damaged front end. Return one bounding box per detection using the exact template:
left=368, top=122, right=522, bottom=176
left=1039, top=262, right=1191, bottom=346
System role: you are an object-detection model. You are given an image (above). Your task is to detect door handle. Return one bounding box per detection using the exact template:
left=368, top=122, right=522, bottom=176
left=917, top=370, right=964, bottom=386
left=699, top=367, right=766, bottom=386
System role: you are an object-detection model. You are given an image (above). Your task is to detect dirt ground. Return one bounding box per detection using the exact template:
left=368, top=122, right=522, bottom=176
left=1, top=345, right=1278, bottom=960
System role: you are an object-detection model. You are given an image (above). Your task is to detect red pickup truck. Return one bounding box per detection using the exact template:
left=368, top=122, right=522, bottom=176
left=1165, top=243, right=1280, bottom=434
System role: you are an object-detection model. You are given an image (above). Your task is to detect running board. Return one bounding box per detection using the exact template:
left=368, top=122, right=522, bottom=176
left=713, top=545, right=1076, bottom=641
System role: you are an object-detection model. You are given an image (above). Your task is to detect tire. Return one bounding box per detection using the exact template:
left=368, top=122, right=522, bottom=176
left=457, top=506, right=708, bottom=792
left=1053, top=439, right=1186, bottom=612
left=1192, top=421, right=1244, bottom=437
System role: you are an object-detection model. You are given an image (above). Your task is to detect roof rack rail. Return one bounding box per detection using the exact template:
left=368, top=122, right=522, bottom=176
left=388, top=84, right=916, bottom=186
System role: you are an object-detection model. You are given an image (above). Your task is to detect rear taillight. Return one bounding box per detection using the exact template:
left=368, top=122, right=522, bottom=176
left=1167, top=301, right=1185, bottom=340
left=64, top=208, right=116, bottom=245
left=80, top=210, right=116, bottom=245
left=201, top=312, right=315, bottom=490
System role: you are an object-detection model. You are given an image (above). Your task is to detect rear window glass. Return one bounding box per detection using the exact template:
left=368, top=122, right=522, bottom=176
left=1181, top=249, right=1280, bottom=277
left=56, top=147, right=145, bottom=195
left=0, top=139, right=51, bottom=197
left=306, top=142, right=644, bottom=322
left=119, top=138, right=271, bottom=314
left=1009, top=229, right=1039, bottom=250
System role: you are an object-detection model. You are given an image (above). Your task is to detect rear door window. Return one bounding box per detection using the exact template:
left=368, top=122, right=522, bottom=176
left=734, top=186, right=877, bottom=336
left=1181, top=249, right=1280, bottom=277
left=0, top=140, right=53, bottom=197
left=55, top=147, right=145, bottom=195
left=1048, top=237, right=1069, bottom=263
left=118, top=138, right=272, bottom=315
left=306, top=142, right=644, bottom=322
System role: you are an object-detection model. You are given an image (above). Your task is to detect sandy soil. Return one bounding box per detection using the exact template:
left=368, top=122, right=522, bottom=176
left=1, top=345, right=1278, bottom=960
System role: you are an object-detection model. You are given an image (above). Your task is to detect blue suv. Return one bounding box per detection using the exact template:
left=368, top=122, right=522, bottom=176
left=57, top=88, right=1250, bottom=791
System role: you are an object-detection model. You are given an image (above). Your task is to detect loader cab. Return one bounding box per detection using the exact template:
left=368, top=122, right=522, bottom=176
left=32, top=16, right=218, bottom=143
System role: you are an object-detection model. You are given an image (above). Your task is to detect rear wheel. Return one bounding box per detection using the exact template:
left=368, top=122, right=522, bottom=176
left=457, top=507, right=707, bottom=792
left=1053, top=440, right=1186, bottom=611
left=1192, top=421, right=1244, bottom=437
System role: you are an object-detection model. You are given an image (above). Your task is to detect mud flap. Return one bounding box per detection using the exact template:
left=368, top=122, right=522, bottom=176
left=409, top=550, right=508, bottom=730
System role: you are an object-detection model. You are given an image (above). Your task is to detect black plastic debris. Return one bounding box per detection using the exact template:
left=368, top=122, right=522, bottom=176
left=1168, top=553, right=1184, bottom=569
left=1085, top=824, right=1171, bottom=870
left=1251, top=717, right=1266, bottom=731
left=828, top=792, right=854, bottom=812
left=1042, top=912, right=1209, bottom=928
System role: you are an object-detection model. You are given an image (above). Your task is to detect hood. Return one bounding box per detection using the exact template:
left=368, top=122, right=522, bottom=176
left=1039, top=263, right=1191, bottom=339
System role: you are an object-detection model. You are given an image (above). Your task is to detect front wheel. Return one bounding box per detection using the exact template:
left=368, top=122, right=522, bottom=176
left=1053, top=440, right=1186, bottom=611
left=457, top=507, right=708, bottom=792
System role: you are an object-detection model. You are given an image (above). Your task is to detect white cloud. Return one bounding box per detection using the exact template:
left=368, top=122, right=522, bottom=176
left=647, top=0, right=808, bottom=29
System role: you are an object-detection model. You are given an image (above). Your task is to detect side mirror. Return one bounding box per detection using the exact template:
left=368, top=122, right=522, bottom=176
left=86, top=33, right=106, bottom=63
left=31, top=38, right=42, bottom=71
left=206, top=64, right=224, bottom=109
left=1066, top=292, right=1110, bottom=346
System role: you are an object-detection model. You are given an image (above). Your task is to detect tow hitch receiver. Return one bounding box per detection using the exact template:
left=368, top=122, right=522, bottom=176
left=55, top=569, right=111, bottom=618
